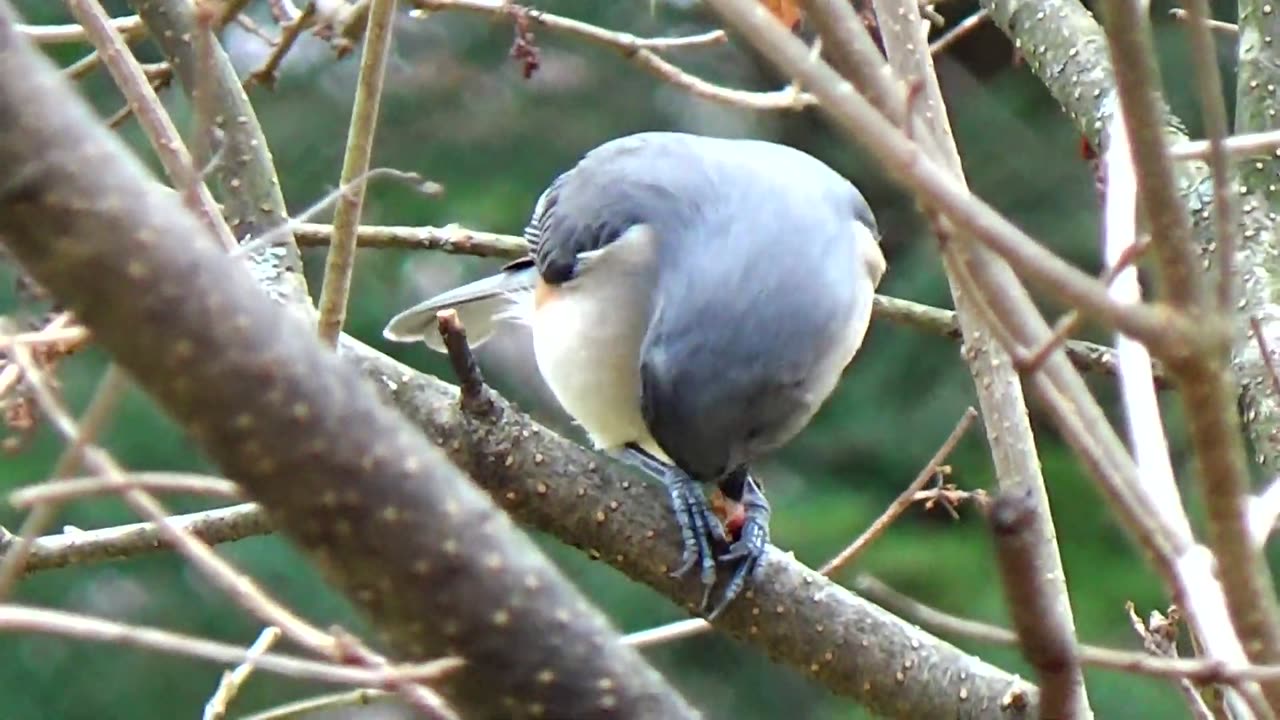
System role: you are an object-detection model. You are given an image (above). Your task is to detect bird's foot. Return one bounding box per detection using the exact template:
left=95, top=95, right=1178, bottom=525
left=708, top=476, right=770, bottom=620
left=663, top=467, right=728, bottom=611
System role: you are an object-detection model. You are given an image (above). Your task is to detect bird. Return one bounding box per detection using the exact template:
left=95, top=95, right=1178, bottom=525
left=383, top=131, right=886, bottom=619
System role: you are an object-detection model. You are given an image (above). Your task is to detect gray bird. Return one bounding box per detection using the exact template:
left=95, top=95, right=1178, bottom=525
left=383, top=131, right=886, bottom=619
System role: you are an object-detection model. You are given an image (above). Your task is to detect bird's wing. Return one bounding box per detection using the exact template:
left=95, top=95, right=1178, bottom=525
left=520, top=133, right=707, bottom=285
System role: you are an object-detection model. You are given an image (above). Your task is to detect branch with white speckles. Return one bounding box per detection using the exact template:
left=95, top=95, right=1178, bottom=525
left=125, top=0, right=312, bottom=312
left=0, top=8, right=700, bottom=716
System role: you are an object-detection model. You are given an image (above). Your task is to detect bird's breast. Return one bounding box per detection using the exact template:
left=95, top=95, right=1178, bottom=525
left=530, top=226, right=669, bottom=461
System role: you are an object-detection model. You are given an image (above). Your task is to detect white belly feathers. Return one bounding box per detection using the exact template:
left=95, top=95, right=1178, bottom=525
left=530, top=225, right=672, bottom=462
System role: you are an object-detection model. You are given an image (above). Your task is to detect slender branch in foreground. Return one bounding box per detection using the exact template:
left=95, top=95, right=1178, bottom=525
left=928, top=8, right=989, bottom=55
left=1169, top=8, right=1239, bottom=35
left=856, top=575, right=1280, bottom=688
left=989, top=486, right=1089, bottom=720
left=0, top=503, right=272, bottom=574
left=316, top=0, right=397, bottom=345
left=126, top=0, right=312, bottom=310
left=1171, top=130, right=1280, bottom=160
left=9, top=472, right=244, bottom=508
left=1176, top=0, right=1237, bottom=311
left=410, top=0, right=815, bottom=110
left=1105, top=0, right=1280, bottom=691
left=0, top=605, right=462, bottom=687
left=17, top=14, right=145, bottom=43
left=66, top=0, right=237, bottom=252
left=203, top=625, right=283, bottom=720
left=240, top=688, right=393, bottom=720
left=817, top=2, right=1092, bottom=717
left=0, top=12, right=700, bottom=715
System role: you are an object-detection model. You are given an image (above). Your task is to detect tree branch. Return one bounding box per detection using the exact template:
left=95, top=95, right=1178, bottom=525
left=989, top=487, right=1089, bottom=719
left=411, top=0, right=814, bottom=110
left=0, top=11, right=700, bottom=716
left=316, top=0, right=397, bottom=345
left=343, top=338, right=1039, bottom=718
left=820, top=0, right=1093, bottom=713
left=126, top=0, right=312, bottom=311
left=1103, top=0, right=1280, bottom=694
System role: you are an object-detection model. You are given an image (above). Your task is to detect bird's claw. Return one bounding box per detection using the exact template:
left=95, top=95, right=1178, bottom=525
left=707, top=497, right=769, bottom=620
left=610, top=446, right=769, bottom=619
left=666, top=470, right=725, bottom=598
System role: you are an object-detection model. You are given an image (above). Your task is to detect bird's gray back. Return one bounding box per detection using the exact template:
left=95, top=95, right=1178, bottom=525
left=626, top=135, right=878, bottom=481
left=527, top=132, right=874, bottom=284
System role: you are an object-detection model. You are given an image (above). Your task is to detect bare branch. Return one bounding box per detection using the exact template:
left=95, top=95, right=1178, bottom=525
left=203, top=626, right=283, bottom=720
left=9, top=472, right=244, bottom=508
left=316, top=0, right=397, bottom=345
left=410, top=0, right=815, bottom=111
left=0, top=604, right=463, bottom=688
left=17, top=14, right=145, bottom=43
left=66, top=0, right=237, bottom=252
left=0, top=13, right=701, bottom=713
left=820, top=407, right=977, bottom=576
left=126, top=0, right=312, bottom=310
left=805, top=2, right=1093, bottom=716
left=989, top=486, right=1090, bottom=719
left=1103, top=0, right=1280, bottom=691
left=0, top=503, right=271, bottom=574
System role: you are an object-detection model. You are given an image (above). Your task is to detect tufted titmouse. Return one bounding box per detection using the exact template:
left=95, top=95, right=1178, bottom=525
left=384, top=131, right=886, bottom=619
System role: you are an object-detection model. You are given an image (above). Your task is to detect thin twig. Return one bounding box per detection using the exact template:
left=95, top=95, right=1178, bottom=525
left=317, top=0, right=399, bottom=346
left=247, top=2, right=317, bottom=89
left=0, top=503, right=272, bottom=574
left=10, top=472, right=244, bottom=508
left=17, top=15, right=145, bottom=43
left=1103, top=110, right=1191, bottom=541
left=855, top=576, right=1280, bottom=689
left=928, top=8, right=988, bottom=55
left=435, top=310, right=494, bottom=416
left=1169, top=8, right=1239, bottom=35
left=8, top=344, right=336, bottom=654
left=410, top=0, right=815, bottom=110
left=203, top=626, right=283, bottom=720
left=0, top=605, right=461, bottom=687
left=66, top=0, right=236, bottom=252
left=1176, top=0, right=1239, bottom=310
left=1171, top=129, right=1280, bottom=160
left=820, top=407, right=977, bottom=576
left=0, top=364, right=130, bottom=601
left=239, top=688, right=392, bottom=720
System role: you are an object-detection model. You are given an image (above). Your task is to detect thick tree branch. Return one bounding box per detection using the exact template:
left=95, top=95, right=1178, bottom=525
left=1235, top=0, right=1280, bottom=482
left=344, top=339, right=1039, bottom=719
left=0, top=11, right=699, bottom=716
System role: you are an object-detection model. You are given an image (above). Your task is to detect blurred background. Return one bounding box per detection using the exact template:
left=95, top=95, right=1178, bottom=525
left=1, top=0, right=1255, bottom=717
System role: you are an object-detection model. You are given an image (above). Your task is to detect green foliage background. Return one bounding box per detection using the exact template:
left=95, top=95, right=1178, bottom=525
left=0, top=1, right=1264, bottom=717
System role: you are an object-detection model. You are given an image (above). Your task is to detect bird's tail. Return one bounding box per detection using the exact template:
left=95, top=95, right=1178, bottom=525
left=382, top=264, right=537, bottom=353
